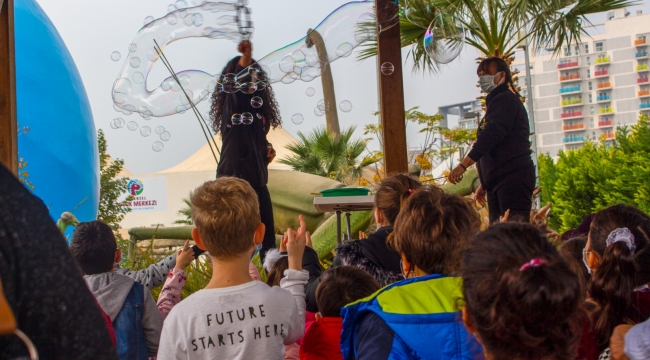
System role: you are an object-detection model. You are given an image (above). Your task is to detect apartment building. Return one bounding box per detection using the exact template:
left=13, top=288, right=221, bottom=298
left=514, top=9, right=650, bottom=156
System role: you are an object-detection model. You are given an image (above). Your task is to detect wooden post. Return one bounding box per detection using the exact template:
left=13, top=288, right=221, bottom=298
left=376, top=0, right=408, bottom=174
left=0, top=0, right=17, bottom=174
left=306, top=29, right=340, bottom=136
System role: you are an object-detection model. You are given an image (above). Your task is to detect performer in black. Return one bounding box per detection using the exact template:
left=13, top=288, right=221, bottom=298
left=209, top=41, right=281, bottom=261
left=449, top=57, right=535, bottom=223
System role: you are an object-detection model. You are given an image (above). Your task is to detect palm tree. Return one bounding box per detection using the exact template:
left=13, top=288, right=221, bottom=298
left=280, top=126, right=379, bottom=184
left=360, top=0, right=636, bottom=72
left=174, top=198, right=193, bottom=225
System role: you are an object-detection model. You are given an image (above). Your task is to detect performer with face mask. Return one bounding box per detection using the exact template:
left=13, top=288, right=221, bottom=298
left=448, top=57, right=535, bottom=224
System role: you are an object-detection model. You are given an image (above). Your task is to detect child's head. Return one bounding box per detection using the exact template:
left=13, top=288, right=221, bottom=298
left=461, top=223, right=583, bottom=360
left=389, top=185, right=480, bottom=276
left=586, top=204, right=650, bottom=348
left=558, top=237, right=590, bottom=301
left=373, top=174, right=422, bottom=226
left=316, top=266, right=380, bottom=317
left=190, top=177, right=264, bottom=260
left=69, top=220, right=118, bottom=275
left=265, top=255, right=289, bottom=287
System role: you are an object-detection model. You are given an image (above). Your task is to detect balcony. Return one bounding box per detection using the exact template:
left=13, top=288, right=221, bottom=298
left=561, top=111, right=583, bottom=119
left=599, top=107, right=614, bottom=114
left=640, top=90, right=650, bottom=98
left=595, top=56, right=610, bottom=64
left=639, top=77, right=650, bottom=84
left=559, top=74, right=581, bottom=82
left=597, top=82, right=612, bottom=89
left=596, top=95, right=611, bottom=102
left=563, top=124, right=585, bottom=131
left=561, top=98, right=583, bottom=106
left=635, top=38, right=647, bottom=46
left=557, top=61, right=579, bottom=69
left=602, top=133, right=616, bottom=140
left=637, top=51, right=649, bottom=58
left=563, top=136, right=585, bottom=143
left=640, top=102, right=650, bottom=110
left=598, top=120, right=613, bottom=128
left=559, top=86, right=581, bottom=94
left=595, top=69, right=609, bottom=77
left=637, top=64, right=649, bottom=72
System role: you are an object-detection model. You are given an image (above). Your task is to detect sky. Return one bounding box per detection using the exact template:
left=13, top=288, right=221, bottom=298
left=35, top=0, right=649, bottom=174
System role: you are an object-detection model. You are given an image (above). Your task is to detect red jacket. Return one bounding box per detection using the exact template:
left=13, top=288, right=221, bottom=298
left=300, top=317, right=343, bottom=360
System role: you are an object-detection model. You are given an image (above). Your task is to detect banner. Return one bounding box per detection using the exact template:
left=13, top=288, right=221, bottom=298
left=121, top=177, right=168, bottom=212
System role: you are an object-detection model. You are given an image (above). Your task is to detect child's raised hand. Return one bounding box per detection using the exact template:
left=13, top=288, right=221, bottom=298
left=280, top=234, right=288, bottom=252
left=286, top=215, right=307, bottom=270
left=305, top=231, right=313, bottom=249
left=175, top=240, right=196, bottom=270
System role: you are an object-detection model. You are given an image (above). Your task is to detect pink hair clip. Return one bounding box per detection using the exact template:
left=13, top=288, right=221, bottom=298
left=408, top=189, right=414, bottom=194
left=519, top=258, right=547, bottom=271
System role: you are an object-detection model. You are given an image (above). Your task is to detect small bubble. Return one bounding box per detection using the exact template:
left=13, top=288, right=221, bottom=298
left=231, top=113, right=242, bottom=125
left=111, top=51, right=121, bottom=61
left=160, top=131, right=171, bottom=141
left=111, top=117, right=125, bottom=129
left=129, top=43, right=137, bottom=53
left=256, top=113, right=263, bottom=119
left=141, top=126, right=152, bottom=137
left=167, top=4, right=178, bottom=13
left=127, top=121, right=138, bottom=131
left=251, top=96, right=263, bottom=108
left=155, top=126, right=165, bottom=135
left=317, top=99, right=329, bottom=112
left=132, top=72, right=145, bottom=85
left=335, top=42, right=354, bottom=58
left=153, top=141, right=164, bottom=152
left=339, top=100, right=353, bottom=113
left=314, top=107, right=325, bottom=117
left=144, top=16, right=155, bottom=26
left=176, top=105, right=187, bottom=114
left=180, top=89, right=194, bottom=106
left=23, top=126, right=30, bottom=134
left=130, top=57, right=141, bottom=68
left=175, top=0, right=188, bottom=8
left=305, top=87, right=315, bottom=97
left=291, top=113, right=304, bottom=125
left=242, top=112, right=254, bottom=125
left=381, top=62, right=395, bottom=75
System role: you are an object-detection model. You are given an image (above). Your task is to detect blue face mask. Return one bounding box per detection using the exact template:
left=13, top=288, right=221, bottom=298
left=479, top=71, right=504, bottom=93
left=251, top=243, right=263, bottom=259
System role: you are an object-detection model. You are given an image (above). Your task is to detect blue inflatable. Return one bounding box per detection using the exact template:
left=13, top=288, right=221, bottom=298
left=15, top=0, right=99, bottom=236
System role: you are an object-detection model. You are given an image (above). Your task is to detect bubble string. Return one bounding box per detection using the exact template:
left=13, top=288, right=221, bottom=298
left=153, top=40, right=220, bottom=165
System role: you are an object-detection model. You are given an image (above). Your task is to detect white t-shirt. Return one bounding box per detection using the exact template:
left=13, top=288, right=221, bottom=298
left=157, top=269, right=308, bottom=360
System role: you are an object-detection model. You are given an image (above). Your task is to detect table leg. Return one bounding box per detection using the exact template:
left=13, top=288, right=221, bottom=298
left=336, top=210, right=342, bottom=245
left=345, top=211, right=352, bottom=241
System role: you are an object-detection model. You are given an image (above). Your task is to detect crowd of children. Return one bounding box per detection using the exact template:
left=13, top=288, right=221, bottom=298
left=1, top=165, right=649, bottom=359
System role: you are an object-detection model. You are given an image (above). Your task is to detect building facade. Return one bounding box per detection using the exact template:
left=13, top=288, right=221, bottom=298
left=515, top=10, right=650, bottom=156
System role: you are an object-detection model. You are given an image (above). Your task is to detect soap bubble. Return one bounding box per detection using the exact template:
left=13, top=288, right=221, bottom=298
left=176, top=105, right=187, bottom=114
left=141, top=126, right=152, bottom=137
left=22, top=126, right=30, bottom=134
left=336, top=42, right=354, bottom=58
left=305, top=87, right=315, bottom=97
left=403, top=0, right=435, bottom=29
left=129, top=43, right=138, bottom=53
left=175, top=0, right=188, bottom=8
left=127, top=121, right=138, bottom=131
left=242, top=112, right=254, bottom=125
left=110, top=117, right=125, bottom=129
left=423, top=15, right=465, bottom=64
left=380, top=62, right=394, bottom=75
left=155, top=126, right=165, bottom=135
left=132, top=72, right=145, bottom=85
left=152, top=141, right=165, bottom=152
left=354, top=12, right=379, bottom=43
left=143, top=16, right=155, bottom=26
left=251, top=96, right=263, bottom=108
left=256, top=113, right=263, bottom=119
left=291, top=113, right=304, bottom=125
left=111, top=51, right=121, bottom=61
left=180, top=89, right=194, bottom=105
left=232, top=113, right=243, bottom=125
left=160, top=131, right=171, bottom=141
left=317, top=99, right=329, bottom=112
left=314, top=107, right=324, bottom=117
left=130, top=57, right=141, bottom=68
left=339, top=100, right=353, bottom=112
left=239, top=82, right=257, bottom=94
left=168, top=4, right=178, bottom=13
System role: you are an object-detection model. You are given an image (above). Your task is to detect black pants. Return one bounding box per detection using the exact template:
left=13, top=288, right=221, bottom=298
left=487, top=172, right=535, bottom=224
left=254, top=185, right=275, bottom=262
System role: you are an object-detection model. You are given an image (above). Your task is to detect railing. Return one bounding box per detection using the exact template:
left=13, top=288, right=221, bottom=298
left=635, top=38, right=647, bottom=46
left=561, top=111, right=583, bottom=118
left=603, top=133, right=615, bottom=139
left=637, top=64, right=649, bottom=71
left=597, top=82, right=612, bottom=88
left=595, top=56, right=610, bottom=64
left=560, top=74, right=581, bottom=81
left=597, top=95, right=611, bottom=102
left=558, top=61, right=579, bottom=69
left=563, top=124, right=585, bottom=131
left=639, top=90, right=650, bottom=97
left=559, top=86, right=581, bottom=93
left=640, top=102, right=650, bottom=109
left=561, top=99, right=583, bottom=106
left=595, top=69, right=609, bottom=76
left=600, top=107, right=614, bottom=114
left=563, top=136, right=585, bottom=143
left=639, top=77, right=650, bottom=84
left=598, top=120, right=613, bottom=127
left=637, top=51, right=649, bottom=58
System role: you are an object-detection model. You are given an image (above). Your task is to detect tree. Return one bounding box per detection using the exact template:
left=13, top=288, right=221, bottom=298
left=360, top=0, right=634, bottom=72
left=280, top=126, right=379, bottom=185
left=97, top=129, right=132, bottom=234
left=539, top=113, right=650, bottom=232
left=174, top=198, right=193, bottom=225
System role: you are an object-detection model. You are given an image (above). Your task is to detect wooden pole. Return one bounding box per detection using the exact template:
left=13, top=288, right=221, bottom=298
left=0, top=0, right=17, bottom=175
left=376, top=0, right=408, bottom=174
left=306, top=29, right=340, bottom=136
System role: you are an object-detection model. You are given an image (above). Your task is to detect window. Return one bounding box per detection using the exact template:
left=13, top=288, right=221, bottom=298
left=596, top=42, right=604, bottom=52
left=585, top=44, right=589, bottom=54
left=592, top=131, right=596, bottom=140
left=575, top=45, right=580, bottom=54
left=590, top=106, right=594, bottom=115
left=587, top=68, right=591, bottom=78
left=564, top=46, right=571, bottom=56
left=589, top=82, right=593, bottom=90
left=589, top=94, right=593, bottom=103
left=590, top=119, right=594, bottom=128
left=587, top=56, right=591, bottom=65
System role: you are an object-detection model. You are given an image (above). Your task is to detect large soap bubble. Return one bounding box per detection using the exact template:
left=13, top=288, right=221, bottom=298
left=423, top=14, right=465, bottom=65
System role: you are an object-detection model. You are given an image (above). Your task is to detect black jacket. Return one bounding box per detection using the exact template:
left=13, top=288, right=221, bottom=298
left=216, top=66, right=270, bottom=189
left=467, top=83, right=534, bottom=191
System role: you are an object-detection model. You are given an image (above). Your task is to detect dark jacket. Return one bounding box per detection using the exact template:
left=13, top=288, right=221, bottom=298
left=216, top=65, right=270, bottom=189
left=0, top=164, right=117, bottom=360
left=467, top=83, right=534, bottom=191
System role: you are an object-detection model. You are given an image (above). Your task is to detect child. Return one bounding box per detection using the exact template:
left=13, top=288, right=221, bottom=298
left=70, top=220, right=163, bottom=360
left=157, top=177, right=309, bottom=360
left=461, top=223, right=583, bottom=360
left=340, top=186, right=482, bottom=360
left=300, top=266, right=380, bottom=360
left=156, top=240, right=196, bottom=319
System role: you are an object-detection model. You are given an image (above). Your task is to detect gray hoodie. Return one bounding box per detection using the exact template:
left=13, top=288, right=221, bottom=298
left=85, top=272, right=163, bottom=357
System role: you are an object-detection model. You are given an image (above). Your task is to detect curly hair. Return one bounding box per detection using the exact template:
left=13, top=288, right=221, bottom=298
left=209, top=56, right=282, bottom=135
